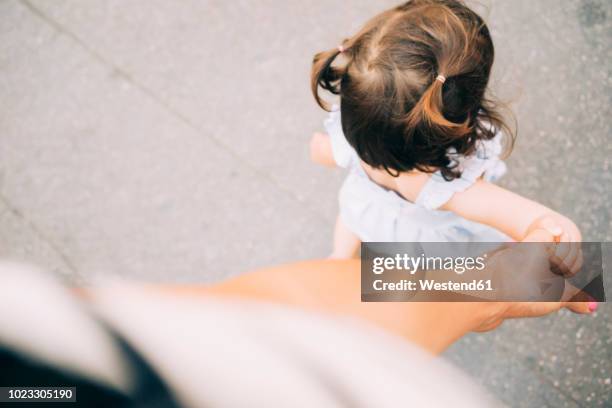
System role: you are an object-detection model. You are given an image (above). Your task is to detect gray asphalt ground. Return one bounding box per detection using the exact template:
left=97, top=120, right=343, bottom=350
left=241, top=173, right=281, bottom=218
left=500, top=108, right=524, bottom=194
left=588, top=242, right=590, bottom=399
left=1, top=0, right=610, bottom=406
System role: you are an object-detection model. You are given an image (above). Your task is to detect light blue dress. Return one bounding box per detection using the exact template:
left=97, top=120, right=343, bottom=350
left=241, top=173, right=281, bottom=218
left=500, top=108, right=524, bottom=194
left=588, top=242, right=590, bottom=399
left=325, top=105, right=511, bottom=243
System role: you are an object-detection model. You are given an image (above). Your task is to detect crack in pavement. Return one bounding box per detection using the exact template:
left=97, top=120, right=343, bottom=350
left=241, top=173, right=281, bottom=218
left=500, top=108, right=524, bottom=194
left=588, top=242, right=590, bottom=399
left=0, top=193, right=79, bottom=276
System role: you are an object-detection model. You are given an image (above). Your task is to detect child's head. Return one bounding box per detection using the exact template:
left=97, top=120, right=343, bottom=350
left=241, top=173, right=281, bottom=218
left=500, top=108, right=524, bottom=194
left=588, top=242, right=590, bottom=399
left=312, top=0, right=512, bottom=180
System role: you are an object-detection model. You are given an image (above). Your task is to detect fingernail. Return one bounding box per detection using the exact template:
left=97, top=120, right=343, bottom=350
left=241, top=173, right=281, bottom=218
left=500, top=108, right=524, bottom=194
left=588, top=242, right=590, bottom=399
left=547, top=226, right=562, bottom=236
left=588, top=301, right=598, bottom=313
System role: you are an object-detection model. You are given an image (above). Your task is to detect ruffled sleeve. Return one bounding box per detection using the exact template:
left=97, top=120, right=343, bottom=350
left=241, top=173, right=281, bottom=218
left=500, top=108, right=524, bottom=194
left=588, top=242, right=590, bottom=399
left=323, top=104, right=355, bottom=168
left=415, top=131, right=507, bottom=210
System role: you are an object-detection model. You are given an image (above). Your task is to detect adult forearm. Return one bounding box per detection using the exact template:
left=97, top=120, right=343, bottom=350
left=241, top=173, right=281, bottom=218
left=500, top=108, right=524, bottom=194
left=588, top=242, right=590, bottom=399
left=178, top=260, right=497, bottom=354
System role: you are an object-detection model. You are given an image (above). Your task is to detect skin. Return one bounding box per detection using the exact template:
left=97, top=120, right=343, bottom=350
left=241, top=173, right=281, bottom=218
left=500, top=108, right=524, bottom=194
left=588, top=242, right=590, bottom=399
left=155, top=228, right=593, bottom=355
left=147, top=229, right=596, bottom=354
left=310, top=132, right=583, bottom=273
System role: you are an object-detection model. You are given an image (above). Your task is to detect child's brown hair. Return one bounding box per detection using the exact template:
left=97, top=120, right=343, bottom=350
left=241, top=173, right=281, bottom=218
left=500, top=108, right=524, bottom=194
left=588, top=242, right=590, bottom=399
left=311, top=0, right=513, bottom=180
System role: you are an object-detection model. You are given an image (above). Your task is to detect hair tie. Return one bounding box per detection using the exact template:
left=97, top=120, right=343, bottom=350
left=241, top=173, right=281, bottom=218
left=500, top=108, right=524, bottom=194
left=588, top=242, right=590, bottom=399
left=435, top=74, right=446, bottom=84
left=337, top=45, right=346, bottom=53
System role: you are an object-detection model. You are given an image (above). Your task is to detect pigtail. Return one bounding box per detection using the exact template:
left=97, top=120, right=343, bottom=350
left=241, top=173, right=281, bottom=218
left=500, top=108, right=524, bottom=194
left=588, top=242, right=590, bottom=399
left=311, top=46, right=347, bottom=111
left=405, top=74, right=471, bottom=139
left=310, top=8, right=396, bottom=112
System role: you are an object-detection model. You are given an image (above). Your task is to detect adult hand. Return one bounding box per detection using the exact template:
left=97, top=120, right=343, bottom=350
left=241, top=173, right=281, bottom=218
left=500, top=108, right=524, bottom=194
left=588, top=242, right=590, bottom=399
left=471, top=227, right=595, bottom=333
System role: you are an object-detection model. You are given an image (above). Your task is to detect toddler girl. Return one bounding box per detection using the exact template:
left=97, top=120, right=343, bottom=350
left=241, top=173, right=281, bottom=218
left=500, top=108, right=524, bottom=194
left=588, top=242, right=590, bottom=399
left=309, top=0, right=581, bottom=267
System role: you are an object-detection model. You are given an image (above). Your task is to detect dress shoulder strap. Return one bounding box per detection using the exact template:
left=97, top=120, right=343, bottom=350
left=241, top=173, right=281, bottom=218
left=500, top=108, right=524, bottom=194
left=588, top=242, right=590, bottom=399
left=415, top=132, right=507, bottom=210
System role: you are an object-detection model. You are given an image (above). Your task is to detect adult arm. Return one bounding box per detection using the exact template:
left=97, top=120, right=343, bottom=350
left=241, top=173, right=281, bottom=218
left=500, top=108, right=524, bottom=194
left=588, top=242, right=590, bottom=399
left=159, top=230, right=593, bottom=354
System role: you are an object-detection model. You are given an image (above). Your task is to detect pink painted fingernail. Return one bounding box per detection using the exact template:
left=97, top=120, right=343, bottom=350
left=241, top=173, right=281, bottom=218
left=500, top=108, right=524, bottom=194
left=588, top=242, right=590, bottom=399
left=588, top=301, right=598, bottom=312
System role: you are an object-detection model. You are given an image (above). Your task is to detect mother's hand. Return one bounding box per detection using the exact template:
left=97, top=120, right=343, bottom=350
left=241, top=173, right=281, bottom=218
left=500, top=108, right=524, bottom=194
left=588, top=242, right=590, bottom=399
left=471, top=227, right=594, bottom=333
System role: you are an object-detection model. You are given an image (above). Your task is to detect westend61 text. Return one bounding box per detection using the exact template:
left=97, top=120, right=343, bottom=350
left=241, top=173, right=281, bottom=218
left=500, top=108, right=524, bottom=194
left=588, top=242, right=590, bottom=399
left=373, top=279, right=494, bottom=292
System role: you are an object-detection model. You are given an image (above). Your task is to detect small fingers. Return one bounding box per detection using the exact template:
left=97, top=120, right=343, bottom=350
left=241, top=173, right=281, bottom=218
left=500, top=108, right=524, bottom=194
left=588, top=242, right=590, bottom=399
left=573, top=248, right=584, bottom=274
left=554, top=234, right=570, bottom=262
left=564, top=241, right=581, bottom=276
left=552, top=236, right=582, bottom=277
left=538, top=217, right=564, bottom=239
left=523, top=228, right=556, bottom=243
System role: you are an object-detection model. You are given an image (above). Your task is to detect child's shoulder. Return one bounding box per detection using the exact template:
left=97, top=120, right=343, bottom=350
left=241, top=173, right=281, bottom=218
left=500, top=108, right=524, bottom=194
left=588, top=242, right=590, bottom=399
left=396, top=131, right=508, bottom=210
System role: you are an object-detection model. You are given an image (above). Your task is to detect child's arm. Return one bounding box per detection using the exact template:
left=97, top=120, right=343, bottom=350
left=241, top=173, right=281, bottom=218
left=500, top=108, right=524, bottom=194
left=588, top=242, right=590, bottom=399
left=440, top=180, right=581, bottom=243
left=395, top=174, right=582, bottom=273
left=394, top=173, right=580, bottom=243
left=309, top=132, right=337, bottom=167
left=441, top=180, right=583, bottom=275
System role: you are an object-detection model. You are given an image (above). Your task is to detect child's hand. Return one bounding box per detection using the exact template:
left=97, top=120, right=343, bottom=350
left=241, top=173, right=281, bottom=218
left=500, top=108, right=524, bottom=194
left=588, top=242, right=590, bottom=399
left=309, top=132, right=337, bottom=167
left=525, top=214, right=583, bottom=276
